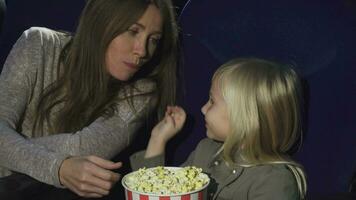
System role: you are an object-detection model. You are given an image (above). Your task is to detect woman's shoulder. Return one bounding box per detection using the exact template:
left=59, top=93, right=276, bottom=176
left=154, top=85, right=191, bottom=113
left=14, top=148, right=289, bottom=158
left=130, top=78, right=157, bottom=95
left=21, top=27, right=72, bottom=47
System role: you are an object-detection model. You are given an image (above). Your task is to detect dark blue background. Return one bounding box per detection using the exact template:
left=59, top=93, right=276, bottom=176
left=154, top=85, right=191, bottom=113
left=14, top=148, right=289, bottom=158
left=171, top=1, right=356, bottom=199
left=0, top=0, right=355, bottom=199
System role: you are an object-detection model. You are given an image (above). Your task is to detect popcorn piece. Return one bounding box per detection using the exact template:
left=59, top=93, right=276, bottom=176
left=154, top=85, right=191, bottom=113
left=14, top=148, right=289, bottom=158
left=124, top=166, right=209, bottom=195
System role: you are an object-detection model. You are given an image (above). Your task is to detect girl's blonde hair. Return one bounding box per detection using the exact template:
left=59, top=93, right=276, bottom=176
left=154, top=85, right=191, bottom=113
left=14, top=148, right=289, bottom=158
left=213, top=57, right=307, bottom=199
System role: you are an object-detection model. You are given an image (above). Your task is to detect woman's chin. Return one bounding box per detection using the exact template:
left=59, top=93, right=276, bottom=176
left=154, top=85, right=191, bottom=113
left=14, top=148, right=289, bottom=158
left=111, top=73, right=134, bottom=81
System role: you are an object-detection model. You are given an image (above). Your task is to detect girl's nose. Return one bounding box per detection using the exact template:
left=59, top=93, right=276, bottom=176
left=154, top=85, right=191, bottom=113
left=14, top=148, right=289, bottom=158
left=201, top=102, right=208, bottom=115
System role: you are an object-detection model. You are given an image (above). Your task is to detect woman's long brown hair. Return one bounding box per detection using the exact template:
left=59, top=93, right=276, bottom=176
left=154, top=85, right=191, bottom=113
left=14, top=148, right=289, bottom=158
left=33, top=0, right=179, bottom=136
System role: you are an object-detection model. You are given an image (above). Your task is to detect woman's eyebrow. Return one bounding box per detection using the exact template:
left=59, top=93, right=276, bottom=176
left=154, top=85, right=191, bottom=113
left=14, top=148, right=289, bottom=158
left=132, top=23, right=162, bottom=34
left=132, top=22, right=144, bottom=28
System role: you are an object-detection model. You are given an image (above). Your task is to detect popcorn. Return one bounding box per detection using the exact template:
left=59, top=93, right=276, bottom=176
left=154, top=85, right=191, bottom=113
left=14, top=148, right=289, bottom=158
left=124, top=166, right=209, bottom=195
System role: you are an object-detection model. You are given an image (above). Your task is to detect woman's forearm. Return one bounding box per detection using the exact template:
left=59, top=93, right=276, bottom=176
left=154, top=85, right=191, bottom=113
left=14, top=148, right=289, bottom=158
left=0, top=120, right=69, bottom=187
left=30, top=90, right=156, bottom=159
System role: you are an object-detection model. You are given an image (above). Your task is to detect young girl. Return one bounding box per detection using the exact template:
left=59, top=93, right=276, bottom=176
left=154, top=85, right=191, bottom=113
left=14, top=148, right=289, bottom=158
left=130, top=58, right=307, bottom=199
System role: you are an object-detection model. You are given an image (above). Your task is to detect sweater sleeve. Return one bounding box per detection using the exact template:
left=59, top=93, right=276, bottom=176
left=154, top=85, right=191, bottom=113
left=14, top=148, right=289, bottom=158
left=0, top=28, right=157, bottom=187
left=130, top=150, right=165, bottom=171
left=129, top=138, right=202, bottom=171
left=0, top=29, right=70, bottom=187
left=180, top=138, right=215, bottom=167
left=30, top=85, right=157, bottom=159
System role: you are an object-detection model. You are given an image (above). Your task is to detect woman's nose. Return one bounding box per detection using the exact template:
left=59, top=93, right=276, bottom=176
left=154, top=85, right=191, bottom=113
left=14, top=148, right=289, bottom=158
left=133, top=37, right=147, bottom=58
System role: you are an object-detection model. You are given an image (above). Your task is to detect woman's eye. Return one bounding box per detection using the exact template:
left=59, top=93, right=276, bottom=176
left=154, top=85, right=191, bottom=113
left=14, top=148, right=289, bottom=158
left=150, top=37, right=161, bottom=46
left=127, top=29, right=139, bottom=35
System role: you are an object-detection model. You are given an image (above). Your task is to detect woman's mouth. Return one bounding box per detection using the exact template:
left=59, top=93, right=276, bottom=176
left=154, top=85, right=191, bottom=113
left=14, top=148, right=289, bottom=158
left=123, top=61, right=139, bottom=70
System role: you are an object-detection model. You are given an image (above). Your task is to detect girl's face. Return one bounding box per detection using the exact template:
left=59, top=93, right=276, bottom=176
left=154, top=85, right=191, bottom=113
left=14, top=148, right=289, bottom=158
left=105, top=4, right=162, bottom=81
left=201, top=80, right=230, bottom=141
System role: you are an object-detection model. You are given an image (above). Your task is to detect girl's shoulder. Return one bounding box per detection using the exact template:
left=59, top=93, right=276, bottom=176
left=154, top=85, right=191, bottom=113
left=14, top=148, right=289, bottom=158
left=237, top=164, right=299, bottom=199
left=247, top=164, right=297, bottom=185
left=250, top=163, right=294, bottom=175
left=198, top=137, right=221, bottom=146
left=195, top=138, right=223, bottom=153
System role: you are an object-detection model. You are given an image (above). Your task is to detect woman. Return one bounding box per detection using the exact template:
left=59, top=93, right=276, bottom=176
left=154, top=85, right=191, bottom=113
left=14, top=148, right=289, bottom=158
left=0, top=0, right=179, bottom=198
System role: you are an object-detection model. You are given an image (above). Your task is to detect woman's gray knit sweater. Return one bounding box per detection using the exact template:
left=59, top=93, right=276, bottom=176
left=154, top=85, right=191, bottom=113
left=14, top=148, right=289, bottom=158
left=0, top=27, right=156, bottom=187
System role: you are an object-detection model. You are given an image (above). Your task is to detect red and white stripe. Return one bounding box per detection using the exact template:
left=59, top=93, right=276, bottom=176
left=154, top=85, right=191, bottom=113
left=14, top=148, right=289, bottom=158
left=125, top=190, right=205, bottom=200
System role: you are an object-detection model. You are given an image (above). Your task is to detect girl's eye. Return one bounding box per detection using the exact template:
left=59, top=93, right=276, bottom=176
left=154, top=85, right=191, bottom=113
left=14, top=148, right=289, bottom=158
left=209, top=97, right=214, bottom=105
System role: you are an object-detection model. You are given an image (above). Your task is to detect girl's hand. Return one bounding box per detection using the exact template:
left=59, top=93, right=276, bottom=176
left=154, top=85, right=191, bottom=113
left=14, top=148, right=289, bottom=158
left=59, top=156, right=122, bottom=198
left=145, top=106, right=186, bottom=158
left=151, top=106, right=186, bottom=142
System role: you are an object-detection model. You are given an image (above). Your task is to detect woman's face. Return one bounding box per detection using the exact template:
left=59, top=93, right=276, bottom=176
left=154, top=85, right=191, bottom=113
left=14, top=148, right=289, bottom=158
left=105, top=4, right=163, bottom=81
left=201, top=80, right=230, bottom=141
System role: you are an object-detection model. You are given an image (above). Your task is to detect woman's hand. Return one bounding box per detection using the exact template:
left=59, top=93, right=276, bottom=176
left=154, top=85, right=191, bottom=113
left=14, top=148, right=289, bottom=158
left=59, top=156, right=122, bottom=198
left=145, top=106, right=186, bottom=158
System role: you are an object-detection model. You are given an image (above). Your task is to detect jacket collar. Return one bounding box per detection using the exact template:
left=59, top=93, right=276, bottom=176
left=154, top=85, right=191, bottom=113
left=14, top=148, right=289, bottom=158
left=206, top=140, right=246, bottom=200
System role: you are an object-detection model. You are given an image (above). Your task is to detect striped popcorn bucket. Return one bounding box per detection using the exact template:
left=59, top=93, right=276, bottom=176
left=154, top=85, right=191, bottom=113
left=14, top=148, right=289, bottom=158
left=123, top=189, right=207, bottom=200
left=122, top=167, right=209, bottom=200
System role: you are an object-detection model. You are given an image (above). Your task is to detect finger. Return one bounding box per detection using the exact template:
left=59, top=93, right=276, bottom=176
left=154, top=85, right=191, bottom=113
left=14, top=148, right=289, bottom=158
left=166, top=106, right=171, bottom=113
left=83, top=193, right=104, bottom=198
left=167, top=106, right=174, bottom=115
left=172, top=107, right=183, bottom=120
left=165, top=113, right=175, bottom=127
left=164, top=109, right=170, bottom=119
left=165, top=106, right=174, bottom=120
left=165, top=107, right=169, bottom=115
left=87, top=165, right=121, bottom=183
left=178, top=107, right=187, bottom=119
left=78, top=182, right=110, bottom=196
left=175, top=106, right=184, bottom=115
left=172, top=106, right=180, bottom=115
left=67, top=173, right=110, bottom=196
left=75, top=189, right=104, bottom=198
left=87, top=156, right=123, bottom=170
left=81, top=173, right=117, bottom=191
left=64, top=180, right=83, bottom=196
left=172, top=107, right=181, bottom=117
left=65, top=181, right=104, bottom=198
